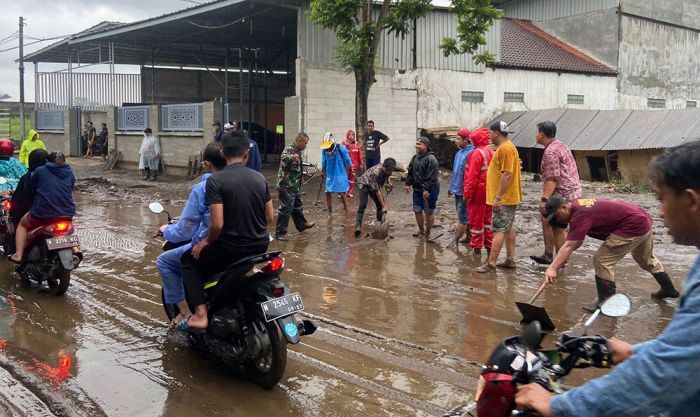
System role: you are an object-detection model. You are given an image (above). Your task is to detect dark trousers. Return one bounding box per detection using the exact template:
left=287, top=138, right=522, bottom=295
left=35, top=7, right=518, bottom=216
left=355, top=187, right=383, bottom=228
left=181, top=240, right=268, bottom=306
left=366, top=158, right=381, bottom=169
left=275, top=188, right=308, bottom=236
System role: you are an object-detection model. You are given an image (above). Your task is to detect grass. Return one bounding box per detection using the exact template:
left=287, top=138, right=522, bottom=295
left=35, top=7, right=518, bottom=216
left=0, top=115, right=32, bottom=141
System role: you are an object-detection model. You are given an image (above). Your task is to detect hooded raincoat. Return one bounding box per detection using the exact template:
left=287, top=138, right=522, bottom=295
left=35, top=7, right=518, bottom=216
left=343, top=129, right=363, bottom=194
left=139, top=134, right=161, bottom=170
left=0, top=157, right=27, bottom=192
left=463, top=128, right=494, bottom=250
left=19, top=129, right=47, bottom=168
left=322, top=143, right=353, bottom=193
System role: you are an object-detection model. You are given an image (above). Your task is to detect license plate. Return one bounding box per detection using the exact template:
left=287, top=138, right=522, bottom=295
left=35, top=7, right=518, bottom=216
left=260, top=292, right=304, bottom=322
left=46, top=235, right=80, bottom=250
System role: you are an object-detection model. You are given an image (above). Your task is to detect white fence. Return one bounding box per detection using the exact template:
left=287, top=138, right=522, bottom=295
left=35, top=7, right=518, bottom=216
left=161, top=103, right=204, bottom=131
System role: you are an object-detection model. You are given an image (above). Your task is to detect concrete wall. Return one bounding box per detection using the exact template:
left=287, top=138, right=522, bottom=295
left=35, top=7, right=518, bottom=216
left=617, top=149, right=662, bottom=184
left=617, top=15, right=700, bottom=109
left=621, top=0, right=700, bottom=30
left=292, top=59, right=418, bottom=167
left=534, top=8, right=620, bottom=67
left=393, top=67, right=618, bottom=129
left=39, top=132, right=70, bottom=155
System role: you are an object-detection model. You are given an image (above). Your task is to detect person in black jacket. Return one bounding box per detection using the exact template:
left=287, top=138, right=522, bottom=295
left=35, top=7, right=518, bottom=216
left=7, top=149, right=49, bottom=226
left=405, top=136, right=439, bottom=240
left=10, top=152, right=76, bottom=263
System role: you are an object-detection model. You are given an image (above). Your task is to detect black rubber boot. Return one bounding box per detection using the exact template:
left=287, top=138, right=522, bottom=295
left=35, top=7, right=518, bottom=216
left=142, top=168, right=150, bottom=180
left=583, top=276, right=617, bottom=312
left=652, top=272, right=680, bottom=299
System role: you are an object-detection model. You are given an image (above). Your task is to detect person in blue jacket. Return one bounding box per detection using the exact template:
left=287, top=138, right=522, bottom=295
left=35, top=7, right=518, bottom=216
left=516, top=140, right=700, bottom=417
left=246, top=139, right=262, bottom=172
left=320, top=132, right=353, bottom=214
left=156, top=142, right=226, bottom=327
left=10, top=152, right=75, bottom=263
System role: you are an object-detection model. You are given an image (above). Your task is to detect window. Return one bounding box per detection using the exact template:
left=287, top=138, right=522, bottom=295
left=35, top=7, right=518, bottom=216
left=647, top=98, right=666, bottom=109
left=461, top=91, right=484, bottom=103
left=504, top=92, right=524, bottom=103
left=567, top=94, right=585, bottom=105
left=687, top=100, right=697, bottom=108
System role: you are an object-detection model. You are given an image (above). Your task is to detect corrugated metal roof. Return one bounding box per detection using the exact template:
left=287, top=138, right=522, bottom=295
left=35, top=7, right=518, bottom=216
left=500, top=0, right=619, bottom=21
left=485, top=110, right=526, bottom=127
left=602, top=110, right=669, bottom=150
left=510, top=107, right=566, bottom=147
left=567, top=110, right=632, bottom=150
left=638, top=109, right=700, bottom=149
left=495, top=108, right=700, bottom=151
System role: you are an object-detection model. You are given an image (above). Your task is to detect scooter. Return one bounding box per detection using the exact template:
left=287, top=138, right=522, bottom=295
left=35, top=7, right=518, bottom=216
left=0, top=177, right=82, bottom=296
left=149, top=202, right=317, bottom=389
left=443, top=293, right=632, bottom=417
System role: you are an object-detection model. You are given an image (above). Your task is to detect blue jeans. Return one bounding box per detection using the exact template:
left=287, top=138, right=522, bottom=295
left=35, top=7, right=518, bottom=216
left=412, top=187, right=439, bottom=214
left=455, top=195, right=468, bottom=225
left=156, top=243, right=191, bottom=304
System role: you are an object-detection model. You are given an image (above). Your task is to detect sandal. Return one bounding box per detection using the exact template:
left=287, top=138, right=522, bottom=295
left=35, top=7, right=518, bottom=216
left=174, top=315, right=206, bottom=334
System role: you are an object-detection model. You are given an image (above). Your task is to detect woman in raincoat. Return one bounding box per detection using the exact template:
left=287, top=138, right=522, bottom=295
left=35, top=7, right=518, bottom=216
left=0, top=138, right=27, bottom=193
left=321, top=132, right=353, bottom=213
left=139, top=128, right=161, bottom=181
left=19, top=129, right=46, bottom=168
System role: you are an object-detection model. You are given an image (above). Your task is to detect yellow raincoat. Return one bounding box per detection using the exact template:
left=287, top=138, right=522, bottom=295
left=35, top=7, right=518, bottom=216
left=19, top=129, right=47, bottom=167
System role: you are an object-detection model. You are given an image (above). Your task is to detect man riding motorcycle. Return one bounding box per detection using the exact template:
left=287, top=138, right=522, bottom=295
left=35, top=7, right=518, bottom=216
left=10, top=152, right=75, bottom=264
left=0, top=138, right=28, bottom=193
left=516, top=140, right=700, bottom=417
left=156, top=142, right=226, bottom=327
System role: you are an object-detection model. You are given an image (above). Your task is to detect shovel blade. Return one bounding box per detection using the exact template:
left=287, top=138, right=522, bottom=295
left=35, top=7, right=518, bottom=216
left=516, top=301, right=556, bottom=331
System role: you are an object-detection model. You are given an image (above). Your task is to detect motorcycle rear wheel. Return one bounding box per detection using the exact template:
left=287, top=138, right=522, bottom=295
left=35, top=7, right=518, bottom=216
left=245, top=316, right=287, bottom=390
left=47, top=267, right=71, bottom=296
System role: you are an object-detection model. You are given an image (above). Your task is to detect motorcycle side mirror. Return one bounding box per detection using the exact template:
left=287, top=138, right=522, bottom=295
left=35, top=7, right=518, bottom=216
left=600, top=294, right=631, bottom=317
left=148, top=202, right=164, bottom=214
left=0, top=177, right=7, bottom=185
left=519, top=320, right=543, bottom=351
left=583, top=293, right=631, bottom=335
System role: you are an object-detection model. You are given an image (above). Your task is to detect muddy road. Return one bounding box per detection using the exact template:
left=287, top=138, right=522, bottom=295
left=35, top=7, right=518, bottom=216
left=0, top=159, right=695, bottom=416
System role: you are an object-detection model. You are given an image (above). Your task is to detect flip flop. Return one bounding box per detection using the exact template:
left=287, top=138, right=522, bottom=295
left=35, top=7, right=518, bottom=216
left=174, top=315, right=206, bottom=334
left=8, top=255, right=22, bottom=265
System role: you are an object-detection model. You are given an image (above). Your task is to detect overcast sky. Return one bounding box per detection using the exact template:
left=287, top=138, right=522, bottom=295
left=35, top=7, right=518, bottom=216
left=0, top=0, right=452, bottom=102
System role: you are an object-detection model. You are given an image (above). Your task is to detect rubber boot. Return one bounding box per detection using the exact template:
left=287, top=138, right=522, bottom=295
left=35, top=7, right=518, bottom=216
left=142, top=168, right=150, bottom=180
left=583, top=276, right=617, bottom=312
left=149, top=171, right=157, bottom=181
left=651, top=272, right=680, bottom=299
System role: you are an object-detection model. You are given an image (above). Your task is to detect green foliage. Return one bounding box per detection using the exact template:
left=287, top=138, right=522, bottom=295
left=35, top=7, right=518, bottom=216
left=440, top=0, right=501, bottom=63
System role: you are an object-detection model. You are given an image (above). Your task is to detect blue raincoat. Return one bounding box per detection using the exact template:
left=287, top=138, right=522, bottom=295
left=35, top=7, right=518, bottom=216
left=322, top=144, right=352, bottom=193
left=0, top=157, right=28, bottom=192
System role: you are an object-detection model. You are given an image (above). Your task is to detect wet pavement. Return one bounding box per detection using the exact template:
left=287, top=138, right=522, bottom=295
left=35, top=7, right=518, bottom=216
left=0, top=159, right=695, bottom=416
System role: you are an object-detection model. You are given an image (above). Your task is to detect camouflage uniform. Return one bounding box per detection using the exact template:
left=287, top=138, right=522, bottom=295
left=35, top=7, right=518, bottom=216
left=275, top=144, right=310, bottom=237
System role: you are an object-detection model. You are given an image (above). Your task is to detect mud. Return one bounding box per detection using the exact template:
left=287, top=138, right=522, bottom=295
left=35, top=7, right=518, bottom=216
left=0, top=158, right=695, bottom=416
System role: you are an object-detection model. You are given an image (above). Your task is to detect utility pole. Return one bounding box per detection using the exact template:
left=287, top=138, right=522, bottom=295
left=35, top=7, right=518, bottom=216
left=18, top=16, right=25, bottom=142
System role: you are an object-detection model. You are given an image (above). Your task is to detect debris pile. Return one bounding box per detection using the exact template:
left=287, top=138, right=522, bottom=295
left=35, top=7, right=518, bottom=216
left=419, top=126, right=460, bottom=169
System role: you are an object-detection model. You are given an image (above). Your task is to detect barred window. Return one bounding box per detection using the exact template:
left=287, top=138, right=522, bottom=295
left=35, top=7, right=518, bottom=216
left=567, top=94, right=585, bottom=105
left=461, top=91, right=484, bottom=103
left=647, top=98, right=666, bottom=109
left=504, top=92, right=524, bottom=103
left=687, top=100, right=697, bottom=108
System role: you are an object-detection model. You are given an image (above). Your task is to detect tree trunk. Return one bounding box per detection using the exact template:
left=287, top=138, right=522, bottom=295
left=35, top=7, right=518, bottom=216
left=355, top=70, right=373, bottom=153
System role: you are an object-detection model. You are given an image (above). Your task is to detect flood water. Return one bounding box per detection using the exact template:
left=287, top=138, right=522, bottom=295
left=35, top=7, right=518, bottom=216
left=0, top=168, right=695, bottom=416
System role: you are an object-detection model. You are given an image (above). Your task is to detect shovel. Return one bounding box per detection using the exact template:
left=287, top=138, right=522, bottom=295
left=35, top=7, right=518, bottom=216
left=516, top=279, right=556, bottom=331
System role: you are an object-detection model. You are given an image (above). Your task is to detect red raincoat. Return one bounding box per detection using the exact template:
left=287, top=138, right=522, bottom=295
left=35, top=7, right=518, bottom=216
left=343, top=129, right=363, bottom=195
left=463, top=128, right=494, bottom=250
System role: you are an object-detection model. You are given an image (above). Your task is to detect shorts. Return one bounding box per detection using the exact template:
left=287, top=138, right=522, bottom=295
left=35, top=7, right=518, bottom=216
left=491, top=204, right=517, bottom=233
left=413, top=187, right=439, bottom=214
left=23, top=213, right=53, bottom=230
left=454, top=195, right=468, bottom=225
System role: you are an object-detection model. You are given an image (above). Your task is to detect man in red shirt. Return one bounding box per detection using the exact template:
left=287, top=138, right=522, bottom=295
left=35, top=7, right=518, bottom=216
left=543, top=196, right=679, bottom=311
left=343, top=129, right=364, bottom=197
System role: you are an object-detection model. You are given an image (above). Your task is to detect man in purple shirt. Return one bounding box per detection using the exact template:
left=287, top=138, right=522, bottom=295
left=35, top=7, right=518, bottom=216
left=531, top=121, right=583, bottom=265
left=542, top=197, right=679, bottom=311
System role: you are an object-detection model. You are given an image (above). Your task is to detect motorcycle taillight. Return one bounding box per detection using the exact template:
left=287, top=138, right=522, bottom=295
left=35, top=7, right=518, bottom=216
left=1, top=200, right=10, bottom=211
left=261, top=257, right=284, bottom=274
left=475, top=373, right=516, bottom=417
left=53, top=221, right=71, bottom=235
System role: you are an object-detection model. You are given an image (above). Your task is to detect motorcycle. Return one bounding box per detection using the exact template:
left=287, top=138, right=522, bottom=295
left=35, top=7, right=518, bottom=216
left=0, top=177, right=82, bottom=296
left=444, top=293, right=632, bottom=417
left=149, top=202, right=317, bottom=389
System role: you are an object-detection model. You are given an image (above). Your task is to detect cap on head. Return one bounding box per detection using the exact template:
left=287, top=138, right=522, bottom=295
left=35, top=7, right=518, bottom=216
left=544, top=196, right=567, bottom=223
left=320, top=132, right=335, bottom=150
left=489, top=121, right=510, bottom=134
left=457, top=129, right=471, bottom=140
left=417, top=136, right=430, bottom=147
left=224, top=122, right=233, bottom=130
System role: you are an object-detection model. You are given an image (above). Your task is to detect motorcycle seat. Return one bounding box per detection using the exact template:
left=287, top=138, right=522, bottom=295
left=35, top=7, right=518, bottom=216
left=202, top=251, right=282, bottom=290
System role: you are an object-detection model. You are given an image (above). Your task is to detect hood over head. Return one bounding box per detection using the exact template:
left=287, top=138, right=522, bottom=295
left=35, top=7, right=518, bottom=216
left=45, top=162, right=73, bottom=179
left=27, top=129, right=39, bottom=142
left=470, top=128, right=490, bottom=147
left=346, top=129, right=356, bottom=142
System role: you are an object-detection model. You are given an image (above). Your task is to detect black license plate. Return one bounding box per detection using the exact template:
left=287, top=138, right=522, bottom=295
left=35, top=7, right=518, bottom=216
left=260, top=292, right=304, bottom=322
left=46, top=235, right=80, bottom=250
